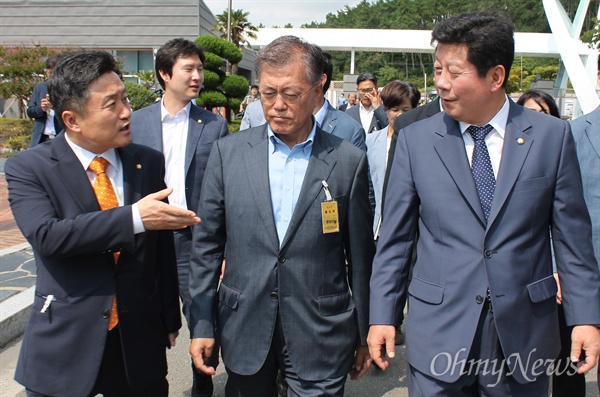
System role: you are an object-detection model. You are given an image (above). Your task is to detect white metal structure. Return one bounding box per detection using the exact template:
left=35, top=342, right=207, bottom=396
left=248, top=1, right=599, bottom=114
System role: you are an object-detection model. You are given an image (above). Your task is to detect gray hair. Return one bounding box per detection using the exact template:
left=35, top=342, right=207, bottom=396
left=255, top=35, right=324, bottom=87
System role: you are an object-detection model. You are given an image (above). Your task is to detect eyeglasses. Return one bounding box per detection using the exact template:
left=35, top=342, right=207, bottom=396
left=358, top=87, right=375, bottom=94
left=260, top=84, right=317, bottom=105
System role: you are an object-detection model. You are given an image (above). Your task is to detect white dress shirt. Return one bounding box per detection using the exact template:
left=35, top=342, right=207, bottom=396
left=64, top=133, right=144, bottom=233
left=459, top=96, right=509, bottom=179
left=161, top=99, right=190, bottom=210
left=358, top=102, right=375, bottom=133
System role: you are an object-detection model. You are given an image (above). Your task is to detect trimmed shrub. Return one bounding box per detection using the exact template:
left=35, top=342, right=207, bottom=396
left=204, top=52, right=224, bottom=71
left=222, top=75, right=250, bottom=98
left=197, top=90, right=228, bottom=108
left=202, top=70, right=222, bottom=89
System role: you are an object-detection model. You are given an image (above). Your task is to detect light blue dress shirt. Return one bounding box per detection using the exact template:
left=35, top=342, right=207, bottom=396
left=268, top=123, right=316, bottom=245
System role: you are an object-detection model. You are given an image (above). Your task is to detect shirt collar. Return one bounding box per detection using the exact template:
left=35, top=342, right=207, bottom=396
left=314, top=98, right=331, bottom=127
left=160, top=98, right=191, bottom=122
left=459, top=95, right=509, bottom=139
left=64, top=132, right=119, bottom=171
left=268, top=118, right=317, bottom=155
left=359, top=102, right=373, bottom=113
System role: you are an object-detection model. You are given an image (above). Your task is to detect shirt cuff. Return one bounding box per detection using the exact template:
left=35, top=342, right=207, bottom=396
left=132, top=203, right=145, bottom=234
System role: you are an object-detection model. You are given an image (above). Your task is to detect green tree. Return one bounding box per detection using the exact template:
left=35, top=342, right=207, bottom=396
left=214, top=9, right=258, bottom=75
left=123, top=81, right=157, bottom=111
left=214, top=9, right=258, bottom=49
left=135, top=70, right=156, bottom=89
left=195, top=36, right=249, bottom=121
left=0, top=45, right=66, bottom=118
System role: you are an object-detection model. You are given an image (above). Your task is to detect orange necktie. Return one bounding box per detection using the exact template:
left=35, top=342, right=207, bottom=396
left=89, top=157, right=120, bottom=331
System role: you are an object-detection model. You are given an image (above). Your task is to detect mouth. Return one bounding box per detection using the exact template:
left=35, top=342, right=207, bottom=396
left=120, top=123, right=131, bottom=133
left=190, top=85, right=200, bottom=91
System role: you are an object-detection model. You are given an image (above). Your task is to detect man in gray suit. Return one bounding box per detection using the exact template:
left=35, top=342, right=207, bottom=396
left=368, top=12, right=600, bottom=396
left=569, top=53, right=600, bottom=393
left=188, top=35, right=374, bottom=396
left=345, top=73, right=387, bottom=134
left=130, top=38, right=228, bottom=397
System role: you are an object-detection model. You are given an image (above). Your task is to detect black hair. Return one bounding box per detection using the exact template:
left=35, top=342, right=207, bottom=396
left=356, top=72, right=377, bottom=86
left=516, top=89, right=560, bottom=118
left=322, top=52, right=333, bottom=93
left=380, top=80, right=421, bottom=110
left=155, top=38, right=206, bottom=90
left=48, top=50, right=120, bottom=117
left=432, top=12, right=514, bottom=87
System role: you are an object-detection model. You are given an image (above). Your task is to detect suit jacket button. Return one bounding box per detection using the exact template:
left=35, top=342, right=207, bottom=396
left=270, top=291, right=278, bottom=299
left=484, top=249, right=493, bottom=259
left=475, top=295, right=484, bottom=304
left=278, top=255, right=286, bottom=263
left=102, top=309, right=110, bottom=318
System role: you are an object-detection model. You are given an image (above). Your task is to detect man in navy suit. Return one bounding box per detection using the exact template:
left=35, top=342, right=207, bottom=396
left=7, top=50, right=199, bottom=397
left=368, top=12, right=600, bottom=396
left=131, top=38, right=228, bottom=397
left=27, top=54, right=64, bottom=147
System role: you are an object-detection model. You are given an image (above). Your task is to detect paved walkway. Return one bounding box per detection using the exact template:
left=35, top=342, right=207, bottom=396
left=0, top=171, right=35, bottom=303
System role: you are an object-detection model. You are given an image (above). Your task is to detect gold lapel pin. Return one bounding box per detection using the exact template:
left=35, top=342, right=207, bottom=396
left=516, top=137, right=525, bottom=145
left=136, top=164, right=142, bottom=169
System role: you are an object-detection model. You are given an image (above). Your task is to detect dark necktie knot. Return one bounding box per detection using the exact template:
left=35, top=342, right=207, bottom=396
left=467, top=124, right=493, bottom=141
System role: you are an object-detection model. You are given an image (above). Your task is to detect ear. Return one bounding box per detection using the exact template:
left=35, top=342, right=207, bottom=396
left=62, top=110, right=82, bottom=133
left=158, top=69, right=170, bottom=85
left=489, top=65, right=506, bottom=93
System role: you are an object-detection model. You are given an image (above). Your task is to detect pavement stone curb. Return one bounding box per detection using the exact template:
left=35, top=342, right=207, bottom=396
left=0, top=286, right=33, bottom=347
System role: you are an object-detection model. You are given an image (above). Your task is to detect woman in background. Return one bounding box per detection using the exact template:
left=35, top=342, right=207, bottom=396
left=517, top=89, right=560, bottom=117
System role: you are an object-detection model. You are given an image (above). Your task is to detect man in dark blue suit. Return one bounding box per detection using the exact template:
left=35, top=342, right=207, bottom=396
left=27, top=54, right=63, bottom=148
left=368, top=12, right=600, bottom=396
left=131, top=38, right=228, bottom=397
left=7, top=50, right=199, bottom=397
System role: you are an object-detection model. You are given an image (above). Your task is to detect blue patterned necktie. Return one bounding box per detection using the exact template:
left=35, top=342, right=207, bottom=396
left=468, top=124, right=495, bottom=222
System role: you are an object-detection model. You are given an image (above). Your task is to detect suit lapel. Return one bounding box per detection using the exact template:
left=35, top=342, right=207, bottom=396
left=434, top=115, right=486, bottom=226
left=487, top=103, right=533, bottom=229
left=584, top=111, right=600, bottom=159
left=118, top=145, right=143, bottom=205
left=144, top=103, right=164, bottom=151
left=185, top=105, right=206, bottom=175
left=51, top=134, right=100, bottom=213
left=281, top=128, right=336, bottom=249
left=244, top=126, right=280, bottom=251
left=321, top=107, right=337, bottom=134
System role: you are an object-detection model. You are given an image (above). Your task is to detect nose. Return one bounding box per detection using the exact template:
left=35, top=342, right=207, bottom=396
left=434, top=70, right=449, bottom=92
left=271, top=93, right=287, bottom=110
left=120, top=101, right=132, bottom=119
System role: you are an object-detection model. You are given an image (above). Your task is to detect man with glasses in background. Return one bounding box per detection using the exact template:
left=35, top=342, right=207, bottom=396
left=345, top=72, right=387, bottom=134
left=188, top=35, right=375, bottom=396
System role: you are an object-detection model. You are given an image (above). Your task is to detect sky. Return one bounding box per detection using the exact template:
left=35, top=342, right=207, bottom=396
left=205, top=0, right=363, bottom=28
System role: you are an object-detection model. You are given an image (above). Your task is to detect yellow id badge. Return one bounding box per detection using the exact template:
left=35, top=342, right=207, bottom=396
left=321, top=201, right=340, bottom=234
